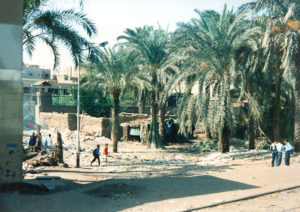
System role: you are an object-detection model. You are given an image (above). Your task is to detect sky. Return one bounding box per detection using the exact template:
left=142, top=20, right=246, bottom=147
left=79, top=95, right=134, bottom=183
left=23, top=0, right=250, bottom=69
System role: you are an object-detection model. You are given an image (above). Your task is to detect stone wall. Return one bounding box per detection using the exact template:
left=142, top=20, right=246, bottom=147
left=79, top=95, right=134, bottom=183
left=40, top=112, right=111, bottom=138
left=39, top=112, right=155, bottom=140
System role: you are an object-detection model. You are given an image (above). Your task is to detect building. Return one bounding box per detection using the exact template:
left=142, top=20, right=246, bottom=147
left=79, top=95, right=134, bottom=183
left=22, top=64, right=78, bottom=95
left=22, top=64, right=78, bottom=127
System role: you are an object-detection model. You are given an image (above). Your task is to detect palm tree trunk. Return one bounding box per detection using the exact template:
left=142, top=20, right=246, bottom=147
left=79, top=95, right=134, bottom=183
left=112, top=94, right=120, bottom=153
left=248, top=79, right=256, bottom=149
left=273, top=72, right=282, bottom=141
left=159, top=103, right=166, bottom=144
left=218, top=123, right=230, bottom=153
left=294, top=57, right=300, bottom=152
left=138, top=90, right=146, bottom=114
left=147, top=67, right=162, bottom=148
left=248, top=115, right=255, bottom=149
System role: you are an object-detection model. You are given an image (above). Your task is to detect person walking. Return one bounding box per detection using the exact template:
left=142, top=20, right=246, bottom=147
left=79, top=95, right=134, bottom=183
left=103, top=143, right=108, bottom=164
left=270, top=141, right=278, bottom=167
left=275, top=140, right=284, bottom=166
left=91, top=145, right=100, bottom=166
left=283, top=139, right=293, bottom=166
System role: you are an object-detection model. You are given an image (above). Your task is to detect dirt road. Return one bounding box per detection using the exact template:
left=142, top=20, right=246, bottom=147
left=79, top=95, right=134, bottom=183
left=1, top=138, right=300, bottom=212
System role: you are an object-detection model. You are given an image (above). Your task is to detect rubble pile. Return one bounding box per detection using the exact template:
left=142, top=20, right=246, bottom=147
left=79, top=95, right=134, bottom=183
left=203, top=149, right=270, bottom=162
left=188, top=140, right=218, bottom=153
left=64, top=131, right=98, bottom=142
left=188, top=139, right=270, bottom=153
left=23, top=151, right=60, bottom=169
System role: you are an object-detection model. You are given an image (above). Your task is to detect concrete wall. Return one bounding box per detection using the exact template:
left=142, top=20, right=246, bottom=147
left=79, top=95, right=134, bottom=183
left=0, top=0, right=23, bottom=184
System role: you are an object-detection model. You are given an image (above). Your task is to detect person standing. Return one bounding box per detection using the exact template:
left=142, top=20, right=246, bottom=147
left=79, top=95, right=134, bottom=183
left=283, top=140, right=293, bottom=166
left=103, top=144, right=108, bottom=164
left=91, top=145, right=100, bottom=166
left=270, top=141, right=278, bottom=167
left=44, top=134, right=53, bottom=152
left=275, top=140, right=284, bottom=166
left=29, top=132, right=36, bottom=146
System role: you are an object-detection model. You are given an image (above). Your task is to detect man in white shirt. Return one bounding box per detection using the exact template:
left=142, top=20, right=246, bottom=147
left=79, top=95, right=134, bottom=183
left=275, top=141, right=284, bottom=166
left=283, top=140, right=293, bottom=166
left=44, top=134, right=53, bottom=152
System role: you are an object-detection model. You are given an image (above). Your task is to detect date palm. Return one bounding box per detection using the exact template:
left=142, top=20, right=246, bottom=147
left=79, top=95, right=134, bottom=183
left=118, top=26, right=171, bottom=148
left=172, top=6, right=261, bottom=152
left=242, top=0, right=300, bottom=151
left=23, top=0, right=97, bottom=68
left=82, top=47, right=138, bottom=152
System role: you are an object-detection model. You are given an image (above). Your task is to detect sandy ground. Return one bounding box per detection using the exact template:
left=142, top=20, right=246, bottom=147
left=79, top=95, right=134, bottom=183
left=1, top=130, right=300, bottom=212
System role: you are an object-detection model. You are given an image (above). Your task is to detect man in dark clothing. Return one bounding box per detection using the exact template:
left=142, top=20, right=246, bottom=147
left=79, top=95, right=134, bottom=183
left=29, top=132, right=36, bottom=146
left=270, top=141, right=278, bottom=167
left=91, top=145, right=100, bottom=166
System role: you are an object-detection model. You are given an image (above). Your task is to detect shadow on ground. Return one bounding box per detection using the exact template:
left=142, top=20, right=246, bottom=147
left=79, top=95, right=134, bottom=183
left=0, top=172, right=258, bottom=212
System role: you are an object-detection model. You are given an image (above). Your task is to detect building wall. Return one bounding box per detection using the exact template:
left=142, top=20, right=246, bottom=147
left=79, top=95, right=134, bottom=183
left=23, top=64, right=51, bottom=79
left=0, top=0, right=23, bottom=184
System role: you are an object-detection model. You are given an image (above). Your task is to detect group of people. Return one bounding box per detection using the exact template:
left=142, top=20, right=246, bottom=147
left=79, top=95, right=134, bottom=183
left=270, top=139, right=293, bottom=167
left=91, top=144, right=108, bottom=166
left=29, top=132, right=53, bottom=152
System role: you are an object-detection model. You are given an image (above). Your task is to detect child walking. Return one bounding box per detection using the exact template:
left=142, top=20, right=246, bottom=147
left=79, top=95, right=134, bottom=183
left=103, top=144, right=108, bottom=164
left=91, top=145, right=100, bottom=166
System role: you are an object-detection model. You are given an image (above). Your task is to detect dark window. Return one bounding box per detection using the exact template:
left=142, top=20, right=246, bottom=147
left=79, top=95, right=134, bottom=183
left=23, top=87, right=31, bottom=93
left=45, top=74, right=49, bottom=78
left=64, top=76, right=68, bottom=80
left=29, top=73, right=33, bottom=77
left=63, top=89, right=69, bottom=95
left=53, top=75, right=57, bottom=80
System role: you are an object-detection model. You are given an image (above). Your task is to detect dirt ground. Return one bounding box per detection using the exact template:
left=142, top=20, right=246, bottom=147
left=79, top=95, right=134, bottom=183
left=1, top=130, right=300, bottom=212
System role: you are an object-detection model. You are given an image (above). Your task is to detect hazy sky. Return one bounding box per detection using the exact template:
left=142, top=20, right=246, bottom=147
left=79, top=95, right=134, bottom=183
left=23, top=0, right=250, bottom=68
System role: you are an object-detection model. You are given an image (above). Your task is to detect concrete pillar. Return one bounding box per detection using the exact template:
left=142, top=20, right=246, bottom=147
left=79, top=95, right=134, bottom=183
left=0, top=0, right=24, bottom=184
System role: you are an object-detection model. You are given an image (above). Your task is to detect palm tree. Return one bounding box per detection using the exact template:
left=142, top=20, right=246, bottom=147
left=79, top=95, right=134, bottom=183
left=82, top=47, right=138, bottom=152
left=23, top=0, right=97, bottom=68
left=118, top=26, right=171, bottom=149
left=172, top=6, right=261, bottom=152
left=241, top=0, right=300, bottom=151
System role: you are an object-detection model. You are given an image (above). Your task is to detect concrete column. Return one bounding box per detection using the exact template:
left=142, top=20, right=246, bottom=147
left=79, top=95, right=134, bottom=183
left=0, top=0, right=24, bottom=184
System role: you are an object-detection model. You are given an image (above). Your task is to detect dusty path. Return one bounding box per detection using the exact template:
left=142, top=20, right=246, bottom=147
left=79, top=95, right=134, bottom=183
left=1, top=138, right=300, bottom=212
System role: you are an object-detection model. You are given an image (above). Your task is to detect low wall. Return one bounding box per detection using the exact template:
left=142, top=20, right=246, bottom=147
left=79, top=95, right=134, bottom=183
left=39, top=112, right=111, bottom=138
left=40, top=105, right=77, bottom=113
left=39, top=112, right=176, bottom=140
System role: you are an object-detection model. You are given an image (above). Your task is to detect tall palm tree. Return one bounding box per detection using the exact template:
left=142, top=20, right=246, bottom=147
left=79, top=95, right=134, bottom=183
left=118, top=26, right=171, bottom=149
left=172, top=6, right=261, bottom=152
left=241, top=0, right=300, bottom=151
left=82, top=47, right=138, bottom=152
left=23, top=0, right=97, bottom=68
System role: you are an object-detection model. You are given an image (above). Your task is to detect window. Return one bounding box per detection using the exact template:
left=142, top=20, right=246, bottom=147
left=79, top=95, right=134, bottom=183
left=29, top=73, right=33, bottom=77
left=23, top=87, right=31, bottom=93
left=53, top=75, right=57, bottom=80
left=45, top=74, right=49, bottom=78
left=64, top=75, right=68, bottom=80
left=63, top=89, right=69, bottom=95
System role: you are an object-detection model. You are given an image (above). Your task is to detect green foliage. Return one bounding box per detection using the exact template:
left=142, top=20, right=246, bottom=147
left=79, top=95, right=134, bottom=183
left=23, top=0, right=97, bottom=68
left=171, top=5, right=262, bottom=147
left=52, top=94, right=76, bottom=106
left=69, top=87, right=112, bottom=117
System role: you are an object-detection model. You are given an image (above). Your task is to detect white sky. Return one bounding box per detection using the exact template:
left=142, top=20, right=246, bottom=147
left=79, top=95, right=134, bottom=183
left=23, top=0, right=250, bottom=69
